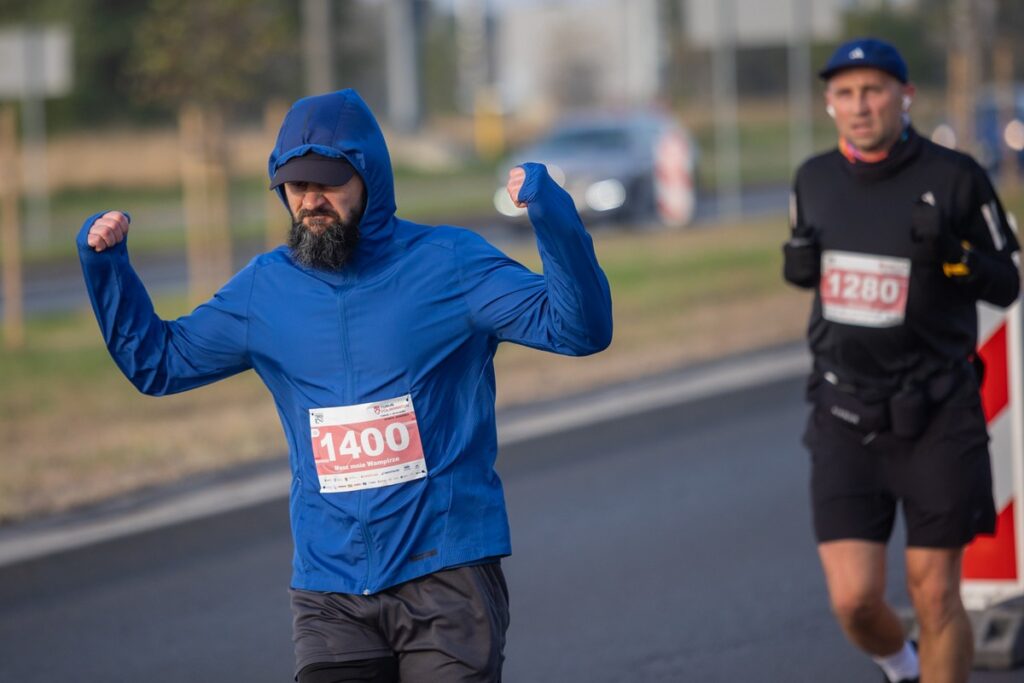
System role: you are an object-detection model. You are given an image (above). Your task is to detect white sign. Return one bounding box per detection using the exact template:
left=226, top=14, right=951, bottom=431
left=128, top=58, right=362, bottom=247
left=0, top=26, right=73, bottom=98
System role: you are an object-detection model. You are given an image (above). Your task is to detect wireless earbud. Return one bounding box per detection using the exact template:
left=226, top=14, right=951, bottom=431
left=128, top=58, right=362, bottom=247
left=826, top=104, right=836, bottom=119
left=902, top=95, right=912, bottom=112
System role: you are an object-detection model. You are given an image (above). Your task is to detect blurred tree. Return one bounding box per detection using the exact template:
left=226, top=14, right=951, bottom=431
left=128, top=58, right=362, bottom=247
left=0, top=0, right=304, bottom=130
left=838, top=2, right=946, bottom=87
left=0, top=0, right=162, bottom=130
left=128, top=0, right=296, bottom=116
left=127, top=0, right=296, bottom=303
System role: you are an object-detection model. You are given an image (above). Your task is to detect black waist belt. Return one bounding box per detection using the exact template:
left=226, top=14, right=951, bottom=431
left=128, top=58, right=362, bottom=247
left=808, top=361, right=972, bottom=439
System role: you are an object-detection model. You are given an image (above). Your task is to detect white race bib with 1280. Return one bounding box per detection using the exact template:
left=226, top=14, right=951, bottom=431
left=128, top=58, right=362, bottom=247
left=820, top=250, right=911, bottom=328
left=309, top=394, right=427, bottom=493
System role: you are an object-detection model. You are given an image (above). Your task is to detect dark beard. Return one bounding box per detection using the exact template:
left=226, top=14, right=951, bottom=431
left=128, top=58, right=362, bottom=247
left=287, top=207, right=362, bottom=271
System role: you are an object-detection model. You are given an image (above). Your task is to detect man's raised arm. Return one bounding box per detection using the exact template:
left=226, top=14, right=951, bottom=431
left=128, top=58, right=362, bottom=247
left=77, top=210, right=253, bottom=395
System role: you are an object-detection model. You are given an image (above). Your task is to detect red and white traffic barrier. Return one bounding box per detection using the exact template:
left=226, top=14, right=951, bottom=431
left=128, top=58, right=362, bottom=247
left=653, top=130, right=695, bottom=229
left=962, top=300, right=1024, bottom=610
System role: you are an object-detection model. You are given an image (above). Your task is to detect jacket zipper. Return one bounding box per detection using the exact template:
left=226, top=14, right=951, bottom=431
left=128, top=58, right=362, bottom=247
left=337, top=289, right=375, bottom=594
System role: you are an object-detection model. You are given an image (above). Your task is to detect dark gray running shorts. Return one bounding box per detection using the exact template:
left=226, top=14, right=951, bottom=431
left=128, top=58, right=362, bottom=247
left=290, top=562, right=509, bottom=682
left=804, top=376, right=996, bottom=548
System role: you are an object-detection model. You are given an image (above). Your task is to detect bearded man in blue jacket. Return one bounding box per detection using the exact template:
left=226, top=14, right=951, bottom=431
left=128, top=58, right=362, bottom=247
left=78, top=89, right=613, bottom=683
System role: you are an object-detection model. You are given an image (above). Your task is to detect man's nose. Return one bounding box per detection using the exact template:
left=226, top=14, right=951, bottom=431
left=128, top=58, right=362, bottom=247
left=302, top=190, right=326, bottom=210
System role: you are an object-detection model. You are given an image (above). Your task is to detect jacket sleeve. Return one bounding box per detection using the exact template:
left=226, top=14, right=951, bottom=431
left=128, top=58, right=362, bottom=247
left=77, top=211, right=254, bottom=396
left=951, top=161, right=1021, bottom=307
left=456, top=163, right=613, bottom=356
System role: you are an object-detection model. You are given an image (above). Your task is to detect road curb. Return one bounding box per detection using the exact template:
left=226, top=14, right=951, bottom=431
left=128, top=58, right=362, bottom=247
left=0, top=344, right=810, bottom=568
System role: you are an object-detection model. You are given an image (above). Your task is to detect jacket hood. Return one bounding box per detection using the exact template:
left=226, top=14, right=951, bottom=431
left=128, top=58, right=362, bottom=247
left=268, top=89, right=397, bottom=268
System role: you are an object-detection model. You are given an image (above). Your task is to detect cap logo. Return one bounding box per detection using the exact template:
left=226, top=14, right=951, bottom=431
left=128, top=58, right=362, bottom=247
left=849, top=47, right=865, bottom=59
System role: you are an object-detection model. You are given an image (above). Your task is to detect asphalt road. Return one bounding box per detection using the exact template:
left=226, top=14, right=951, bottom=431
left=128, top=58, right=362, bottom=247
left=1, top=377, right=1017, bottom=682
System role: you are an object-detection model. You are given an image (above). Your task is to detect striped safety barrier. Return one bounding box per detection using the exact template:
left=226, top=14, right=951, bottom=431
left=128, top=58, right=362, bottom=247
left=652, top=130, right=695, bottom=229
left=962, top=301, right=1024, bottom=610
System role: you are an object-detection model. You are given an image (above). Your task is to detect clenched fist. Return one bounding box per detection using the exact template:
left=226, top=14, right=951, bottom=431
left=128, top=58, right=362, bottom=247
left=87, top=211, right=130, bottom=252
left=506, top=167, right=527, bottom=209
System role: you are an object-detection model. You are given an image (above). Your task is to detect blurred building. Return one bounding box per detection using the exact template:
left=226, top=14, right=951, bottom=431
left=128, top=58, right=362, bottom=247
left=487, top=0, right=854, bottom=118
left=495, top=0, right=662, bottom=117
left=683, top=0, right=844, bottom=48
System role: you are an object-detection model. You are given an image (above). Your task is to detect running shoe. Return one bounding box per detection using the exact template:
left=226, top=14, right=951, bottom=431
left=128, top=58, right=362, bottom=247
left=879, top=640, right=918, bottom=683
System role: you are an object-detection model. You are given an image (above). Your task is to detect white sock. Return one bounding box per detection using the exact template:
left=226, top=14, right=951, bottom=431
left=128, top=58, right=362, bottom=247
left=872, top=640, right=919, bottom=682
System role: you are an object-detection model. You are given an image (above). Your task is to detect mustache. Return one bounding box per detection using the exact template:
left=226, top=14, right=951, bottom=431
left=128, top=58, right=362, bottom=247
left=296, top=207, right=342, bottom=222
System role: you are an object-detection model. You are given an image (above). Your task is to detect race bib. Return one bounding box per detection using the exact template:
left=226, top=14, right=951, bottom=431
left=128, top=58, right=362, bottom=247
left=309, top=394, right=428, bottom=493
left=820, top=250, right=911, bottom=328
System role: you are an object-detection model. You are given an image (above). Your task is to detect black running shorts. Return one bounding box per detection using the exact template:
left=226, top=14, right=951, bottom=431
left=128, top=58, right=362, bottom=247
left=803, top=377, right=996, bottom=548
left=290, top=562, right=509, bottom=682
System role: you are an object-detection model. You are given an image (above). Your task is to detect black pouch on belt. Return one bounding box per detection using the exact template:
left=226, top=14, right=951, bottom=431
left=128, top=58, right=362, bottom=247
left=888, top=363, right=966, bottom=439
left=889, top=383, right=929, bottom=439
left=812, top=376, right=889, bottom=434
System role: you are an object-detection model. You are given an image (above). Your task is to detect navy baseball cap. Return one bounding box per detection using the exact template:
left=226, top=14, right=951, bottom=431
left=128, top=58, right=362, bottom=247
left=269, top=152, right=357, bottom=189
left=819, top=38, right=908, bottom=83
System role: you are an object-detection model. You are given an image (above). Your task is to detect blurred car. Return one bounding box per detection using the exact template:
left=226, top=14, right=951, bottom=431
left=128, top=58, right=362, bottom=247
left=494, top=109, right=698, bottom=229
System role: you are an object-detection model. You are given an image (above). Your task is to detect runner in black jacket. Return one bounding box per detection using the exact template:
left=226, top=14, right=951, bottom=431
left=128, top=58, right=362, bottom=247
left=783, top=38, right=1019, bottom=683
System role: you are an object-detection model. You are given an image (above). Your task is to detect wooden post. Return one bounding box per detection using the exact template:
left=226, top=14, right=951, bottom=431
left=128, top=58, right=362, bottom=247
left=1, top=105, right=24, bottom=350
left=203, top=106, right=232, bottom=291
left=264, top=99, right=289, bottom=251
left=179, top=103, right=209, bottom=305
left=949, top=0, right=978, bottom=153
left=179, top=103, right=233, bottom=305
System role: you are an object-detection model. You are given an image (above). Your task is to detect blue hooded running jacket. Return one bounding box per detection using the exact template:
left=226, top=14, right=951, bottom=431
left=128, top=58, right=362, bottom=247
left=77, top=89, right=613, bottom=595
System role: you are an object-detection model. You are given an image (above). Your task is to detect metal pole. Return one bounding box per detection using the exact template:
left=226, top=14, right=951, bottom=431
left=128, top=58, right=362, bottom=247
left=711, top=0, right=741, bottom=220
left=619, top=0, right=632, bottom=104
left=385, top=0, right=422, bottom=132
left=20, top=27, right=51, bottom=247
left=302, top=0, right=335, bottom=95
left=454, top=0, right=487, bottom=115
left=620, top=0, right=651, bottom=106
left=788, top=0, right=814, bottom=173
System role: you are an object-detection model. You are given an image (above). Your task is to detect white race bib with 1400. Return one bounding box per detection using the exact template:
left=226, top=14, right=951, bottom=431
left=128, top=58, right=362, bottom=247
left=820, top=250, right=911, bottom=328
left=309, top=394, right=427, bottom=493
